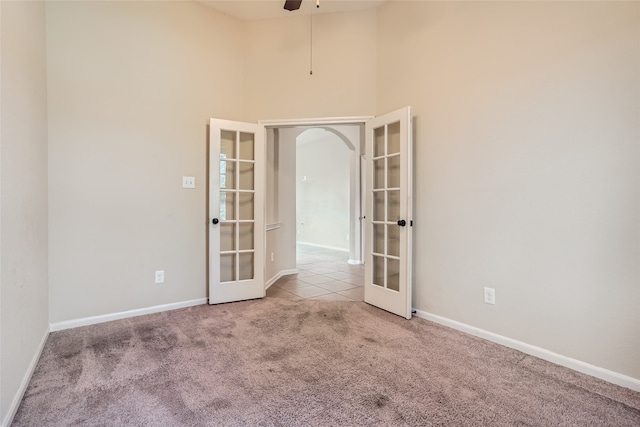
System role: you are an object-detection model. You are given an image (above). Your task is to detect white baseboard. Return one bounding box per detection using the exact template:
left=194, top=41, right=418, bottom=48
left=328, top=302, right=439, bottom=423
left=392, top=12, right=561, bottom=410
left=265, top=269, right=299, bottom=289
left=297, top=241, right=349, bottom=253
left=413, top=309, right=640, bottom=393
left=2, top=327, right=49, bottom=427
left=347, top=259, right=363, bottom=265
left=49, top=298, right=207, bottom=332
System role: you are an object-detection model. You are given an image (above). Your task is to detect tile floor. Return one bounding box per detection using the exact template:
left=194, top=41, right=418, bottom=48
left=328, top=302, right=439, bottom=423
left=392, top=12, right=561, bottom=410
left=266, top=244, right=364, bottom=301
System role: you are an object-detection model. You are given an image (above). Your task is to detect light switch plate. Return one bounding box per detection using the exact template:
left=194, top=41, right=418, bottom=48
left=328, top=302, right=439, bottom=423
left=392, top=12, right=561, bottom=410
left=182, top=176, right=195, bottom=188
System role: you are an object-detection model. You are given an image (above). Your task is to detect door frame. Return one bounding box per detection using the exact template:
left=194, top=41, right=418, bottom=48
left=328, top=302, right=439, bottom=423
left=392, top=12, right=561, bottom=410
left=260, top=116, right=373, bottom=270
left=261, top=116, right=373, bottom=127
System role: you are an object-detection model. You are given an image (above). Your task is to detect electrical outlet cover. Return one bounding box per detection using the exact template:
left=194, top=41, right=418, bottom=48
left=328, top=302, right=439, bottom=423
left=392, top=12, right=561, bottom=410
left=155, top=270, right=165, bottom=284
left=484, top=287, right=495, bottom=305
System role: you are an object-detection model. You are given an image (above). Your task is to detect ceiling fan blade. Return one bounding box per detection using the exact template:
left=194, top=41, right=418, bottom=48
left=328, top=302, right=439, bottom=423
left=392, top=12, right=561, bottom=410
left=284, top=0, right=303, bottom=11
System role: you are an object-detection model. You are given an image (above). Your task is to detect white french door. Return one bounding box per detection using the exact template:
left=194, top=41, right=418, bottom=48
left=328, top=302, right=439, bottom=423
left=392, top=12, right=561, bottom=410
left=364, top=107, right=413, bottom=319
left=209, top=119, right=265, bottom=304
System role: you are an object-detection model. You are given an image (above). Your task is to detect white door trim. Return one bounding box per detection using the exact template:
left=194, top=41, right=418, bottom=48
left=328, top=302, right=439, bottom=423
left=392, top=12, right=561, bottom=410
left=260, top=116, right=373, bottom=128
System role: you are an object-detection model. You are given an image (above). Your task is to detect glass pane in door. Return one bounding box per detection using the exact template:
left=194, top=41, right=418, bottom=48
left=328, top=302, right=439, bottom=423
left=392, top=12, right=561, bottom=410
left=239, top=253, right=254, bottom=280
left=387, top=225, right=400, bottom=257
left=372, top=255, right=384, bottom=287
left=220, top=224, right=236, bottom=251
left=239, top=133, right=254, bottom=160
left=238, top=193, right=254, bottom=220
left=387, top=190, right=400, bottom=222
left=387, top=122, right=400, bottom=155
left=220, top=131, right=236, bottom=159
left=372, top=120, right=404, bottom=295
left=220, top=192, right=235, bottom=221
left=220, top=254, right=236, bottom=283
left=387, top=258, right=400, bottom=291
left=374, top=127, right=385, bottom=157
left=238, top=223, right=254, bottom=250
left=220, top=161, right=236, bottom=190
left=217, top=130, right=256, bottom=287
left=387, top=155, right=400, bottom=188
left=239, top=162, right=254, bottom=190
left=373, top=191, right=385, bottom=222
left=373, top=224, right=385, bottom=254
left=374, top=159, right=385, bottom=190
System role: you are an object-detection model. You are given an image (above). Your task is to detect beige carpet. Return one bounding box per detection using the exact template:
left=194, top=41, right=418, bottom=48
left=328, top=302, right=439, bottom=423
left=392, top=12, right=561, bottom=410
left=12, top=298, right=640, bottom=426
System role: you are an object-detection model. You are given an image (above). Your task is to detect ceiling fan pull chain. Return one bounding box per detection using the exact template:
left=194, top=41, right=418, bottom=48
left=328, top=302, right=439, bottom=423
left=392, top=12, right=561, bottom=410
left=310, top=1, right=313, bottom=75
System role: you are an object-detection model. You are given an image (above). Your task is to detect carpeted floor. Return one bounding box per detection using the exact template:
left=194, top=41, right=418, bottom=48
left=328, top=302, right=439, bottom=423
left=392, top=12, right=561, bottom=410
left=12, top=298, right=640, bottom=426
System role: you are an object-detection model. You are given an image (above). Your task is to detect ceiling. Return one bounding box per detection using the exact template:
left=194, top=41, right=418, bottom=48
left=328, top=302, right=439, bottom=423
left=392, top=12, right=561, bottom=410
left=200, top=0, right=386, bottom=21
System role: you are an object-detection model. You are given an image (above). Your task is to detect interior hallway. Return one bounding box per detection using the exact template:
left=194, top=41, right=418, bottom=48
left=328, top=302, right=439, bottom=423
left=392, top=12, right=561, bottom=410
left=266, top=244, right=364, bottom=301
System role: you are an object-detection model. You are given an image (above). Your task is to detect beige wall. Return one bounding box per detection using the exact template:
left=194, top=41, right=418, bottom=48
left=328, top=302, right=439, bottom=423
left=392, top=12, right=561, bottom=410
left=46, top=1, right=378, bottom=322
left=46, top=1, right=245, bottom=323
left=0, top=0, right=49, bottom=422
left=377, top=1, right=640, bottom=379
left=242, top=8, right=377, bottom=122
left=265, top=128, right=297, bottom=284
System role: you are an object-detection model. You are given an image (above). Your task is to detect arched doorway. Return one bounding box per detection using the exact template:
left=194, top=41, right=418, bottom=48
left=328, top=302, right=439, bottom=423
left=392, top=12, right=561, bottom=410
left=296, top=128, right=351, bottom=255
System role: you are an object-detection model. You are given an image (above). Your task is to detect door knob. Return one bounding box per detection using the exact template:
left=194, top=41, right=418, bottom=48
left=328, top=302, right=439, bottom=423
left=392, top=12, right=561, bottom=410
left=397, top=219, right=406, bottom=227
left=212, top=218, right=219, bottom=225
